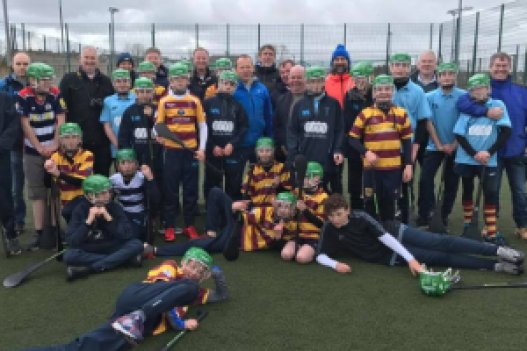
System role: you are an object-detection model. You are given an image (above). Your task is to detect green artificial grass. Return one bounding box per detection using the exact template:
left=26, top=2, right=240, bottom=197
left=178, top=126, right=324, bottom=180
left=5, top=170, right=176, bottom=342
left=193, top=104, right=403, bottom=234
left=2, top=168, right=527, bottom=350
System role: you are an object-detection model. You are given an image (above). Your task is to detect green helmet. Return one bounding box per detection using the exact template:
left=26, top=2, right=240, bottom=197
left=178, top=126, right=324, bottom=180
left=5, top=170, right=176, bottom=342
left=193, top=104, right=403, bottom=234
left=306, top=161, right=324, bottom=179
left=305, top=66, right=326, bottom=80
left=115, top=148, right=137, bottom=163
left=350, top=61, right=374, bottom=77
left=27, top=62, right=54, bottom=80
left=59, top=122, right=82, bottom=137
left=182, top=247, right=213, bottom=269
left=134, top=77, right=154, bottom=90
left=179, top=59, right=193, bottom=72
left=255, top=137, right=274, bottom=150
left=276, top=192, right=297, bottom=205
left=437, top=62, right=459, bottom=74
left=137, top=61, right=156, bottom=73
left=219, top=70, right=238, bottom=82
left=27, top=63, right=42, bottom=79
left=38, top=63, right=55, bottom=79
left=82, top=174, right=111, bottom=195
left=214, top=57, right=232, bottom=70
left=390, top=52, right=411, bottom=64
left=168, top=63, right=189, bottom=78
left=419, top=268, right=460, bottom=297
left=373, top=74, right=394, bottom=87
left=112, top=68, right=131, bottom=81
left=467, top=73, right=490, bottom=90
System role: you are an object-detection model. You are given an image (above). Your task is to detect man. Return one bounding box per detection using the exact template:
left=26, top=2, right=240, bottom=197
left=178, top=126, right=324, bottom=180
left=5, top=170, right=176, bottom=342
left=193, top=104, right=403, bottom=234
left=144, top=47, right=168, bottom=88
left=188, top=47, right=217, bottom=101
left=325, top=44, right=355, bottom=109
left=272, top=65, right=305, bottom=162
left=410, top=50, right=439, bottom=93
left=389, top=52, right=432, bottom=224
left=457, top=52, right=527, bottom=240
left=60, top=46, right=114, bottom=176
left=255, top=44, right=280, bottom=94
left=0, top=51, right=30, bottom=234
left=233, top=54, right=273, bottom=165
left=271, top=59, right=295, bottom=108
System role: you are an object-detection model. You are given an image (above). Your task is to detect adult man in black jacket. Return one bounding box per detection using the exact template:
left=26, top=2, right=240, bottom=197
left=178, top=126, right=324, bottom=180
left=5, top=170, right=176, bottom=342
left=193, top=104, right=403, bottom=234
left=59, top=46, right=114, bottom=176
left=255, top=44, right=280, bottom=95
left=189, top=47, right=217, bottom=101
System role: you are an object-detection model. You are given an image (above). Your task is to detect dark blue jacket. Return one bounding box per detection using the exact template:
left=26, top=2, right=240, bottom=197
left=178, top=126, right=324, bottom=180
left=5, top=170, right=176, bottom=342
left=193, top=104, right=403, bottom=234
left=233, top=79, right=273, bottom=147
left=0, top=73, right=25, bottom=97
left=457, top=77, right=527, bottom=158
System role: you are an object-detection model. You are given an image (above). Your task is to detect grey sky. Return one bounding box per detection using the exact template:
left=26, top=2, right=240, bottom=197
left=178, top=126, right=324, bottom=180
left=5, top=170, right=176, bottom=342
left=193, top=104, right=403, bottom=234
left=7, top=0, right=512, bottom=24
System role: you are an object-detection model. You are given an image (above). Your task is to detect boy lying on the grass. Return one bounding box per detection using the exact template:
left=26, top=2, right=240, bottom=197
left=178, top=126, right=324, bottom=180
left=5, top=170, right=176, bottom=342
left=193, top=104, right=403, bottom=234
left=316, top=193, right=524, bottom=275
left=144, top=161, right=327, bottom=263
left=24, top=247, right=228, bottom=351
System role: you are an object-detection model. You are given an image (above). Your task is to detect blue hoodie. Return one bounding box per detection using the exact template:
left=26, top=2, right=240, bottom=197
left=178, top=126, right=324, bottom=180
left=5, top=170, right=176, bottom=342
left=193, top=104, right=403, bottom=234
left=233, top=79, right=273, bottom=147
left=456, top=76, right=527, bottom=158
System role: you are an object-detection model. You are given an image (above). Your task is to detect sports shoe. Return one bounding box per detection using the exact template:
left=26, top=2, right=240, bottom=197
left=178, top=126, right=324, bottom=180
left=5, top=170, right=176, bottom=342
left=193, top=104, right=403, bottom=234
left=183, top=226, right=201, bottom=240
left=111, top=310, right=145, bottom=344
left=143, top=243, right=156, bottom=259
left=66, top=266, right=91, bottom=281
left=7, top=238, right=22, bottom=256
left=164, top=228, right=175, bottom=242
left=26, top=232, right=41, bottom=251
left=494, top=261, right=524, bottom=275
left=484, top=232, right=508, bottom=247
left=515, top=227, right=527, bottom=240
left=497, top=246, right=525, bottom=264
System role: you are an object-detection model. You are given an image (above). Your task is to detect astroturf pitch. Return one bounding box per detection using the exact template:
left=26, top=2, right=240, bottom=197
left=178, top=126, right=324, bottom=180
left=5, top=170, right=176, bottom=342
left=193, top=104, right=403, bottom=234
left=2, top=169, right=527, bottom=350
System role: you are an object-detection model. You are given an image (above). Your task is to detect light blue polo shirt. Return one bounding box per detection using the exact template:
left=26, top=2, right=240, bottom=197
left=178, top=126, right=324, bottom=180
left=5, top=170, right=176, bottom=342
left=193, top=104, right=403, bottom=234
left=453, top=98, right=511, bottom=167
left=393, top=80, right=432, bottom=141
left=425, top=86, right=466, bottom=151
left=100, top=92, right=136, bottom=157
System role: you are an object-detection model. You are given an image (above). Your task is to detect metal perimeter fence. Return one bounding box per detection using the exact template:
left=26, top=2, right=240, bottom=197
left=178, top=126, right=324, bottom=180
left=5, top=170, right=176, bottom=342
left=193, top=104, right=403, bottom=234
left=1, top=0, right=526, bottom=85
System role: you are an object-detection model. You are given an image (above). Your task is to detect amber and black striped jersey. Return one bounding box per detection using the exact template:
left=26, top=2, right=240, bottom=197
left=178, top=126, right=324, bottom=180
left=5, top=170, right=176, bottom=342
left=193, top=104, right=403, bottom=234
left=241, top=161, right=291, bottom=207
left=51, top=149, right=93, bottom=205
left=241, top=206, right=296, bottom=251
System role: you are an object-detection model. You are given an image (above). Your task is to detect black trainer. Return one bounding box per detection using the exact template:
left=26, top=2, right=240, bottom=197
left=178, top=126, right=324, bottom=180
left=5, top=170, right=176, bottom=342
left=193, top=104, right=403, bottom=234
left=66, top=266, right=91, bottom=281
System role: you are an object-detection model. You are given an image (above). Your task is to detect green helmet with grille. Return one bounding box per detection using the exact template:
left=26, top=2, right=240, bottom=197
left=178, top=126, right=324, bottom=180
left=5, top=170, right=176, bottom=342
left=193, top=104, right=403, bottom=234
left=350, top=61, right=374, bottom=77
left=168, top=63, right=189, bottom=78
left=219, top=70, right=238, bottom=82
left=306, top=161, right=324, bottom=179
left=373, top=74, right=394, bottom=87
left=115, top=148, right=137, bottom=163
left=27, top=63, right=43, bottom=79
left=112, top=68, right=131, bottom=81
left=437, top=62, right=459, bottom=74
left=276, top=192, right=297, bottom=206
left=305, top=66, right=326, bottom=80
left=38, top=63, right=55, bottom=79
left=82, top=175, right=111, bottom=195
left=214, top=57, right=233, bottom=70
left=467, top=73, right=490, bottom=90
left=137, top=61, right=156, bottom=73
left=255, top=137, right=274, bottom=150
left=59, top=122, right=82, bottom=137
left=179, top=59, right=193, bottom=72
left=182, top=247, right=213, bottom=269
left=390, top=52, right=411, bottom=64
left=134, top=77, right=154, bottom=90
left=419, top=268, right=460, bottom=297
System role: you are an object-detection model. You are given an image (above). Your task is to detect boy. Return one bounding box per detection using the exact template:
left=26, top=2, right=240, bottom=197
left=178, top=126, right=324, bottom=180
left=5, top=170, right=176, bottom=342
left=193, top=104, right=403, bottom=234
left=136, top=60, right=167, bottom=105
left=100, top=68, right=135, bottom=160
left=110, top=148, right=159, bottom=242
left=281, top=161, right=328, bottom=264
left=204, top=57, right=234, bottom=99
left=453, top=73, right=511, bottom=245
left=63, top=174, right=144, bottom=281
left=348, top=74, right=413, bottom=221
left=287, top=66, right=344, bottom=193
left=26, top=247, right=228, bottom=351
left=417, top=63, right=464, bottom=228
left=156, top=62, right=207, bottom=242
left=18, top=62, right=65, bottom=250
left=44, top=122, right=93, bottom=223
left=241, top=137, right=291, bottom=207
left=203, top=70, right=248, bottom=200
left=317, top=193, right=524, bottom=275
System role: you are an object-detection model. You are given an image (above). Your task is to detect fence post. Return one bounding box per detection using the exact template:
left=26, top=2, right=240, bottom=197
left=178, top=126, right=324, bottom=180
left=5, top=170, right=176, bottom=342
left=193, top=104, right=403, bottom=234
left=257, top=23, right=261, bottom=52
left=300, top=23, right=304, bottom=65
left=343, top=23, right=347, bottom=48
left=10, top=24, right=17, bottom=51
left=471, top=12, right=479, bottom=74
left=151, top=23, right=155, bottom=48
left=27, top=31, right=31, bottom=51
left=65, top=23, right=71, bottom=73
left=385, top=23, right=391, bottom=73
left=512, top=44, right=519, bottom=82
left=429, top=23, right=433, bottom=49
left=523, top=47, right=527, bottom=84
left=43, top=35, right=46, bottom=52
left=438, top=23, right=443, bottom=62
left=497, top=3, right=504, bottom=52
left=195, top=23, right=199, bottom=49
left=226, top=24, right=230, bottom=56
left=21, top=23, right=25, bottom=50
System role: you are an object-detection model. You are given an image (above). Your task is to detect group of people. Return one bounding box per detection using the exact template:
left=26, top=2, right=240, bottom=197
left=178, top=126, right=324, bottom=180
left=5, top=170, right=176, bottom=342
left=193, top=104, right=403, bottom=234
left=1, top=43, right=527, bottom=349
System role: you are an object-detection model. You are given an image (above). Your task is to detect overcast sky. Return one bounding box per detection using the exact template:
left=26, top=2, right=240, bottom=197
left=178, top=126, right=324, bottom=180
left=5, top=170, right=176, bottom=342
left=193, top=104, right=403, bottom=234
left=6, top=0, right=513, bottom=24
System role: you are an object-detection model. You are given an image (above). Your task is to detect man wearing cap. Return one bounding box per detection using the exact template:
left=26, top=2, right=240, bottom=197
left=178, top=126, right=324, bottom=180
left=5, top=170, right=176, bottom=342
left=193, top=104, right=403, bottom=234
left=457, top=52, right=527, bottom=241
left=343, top=61, right=374, bottom=210
left=325, top=44, right=355, bottom=109
left=189, top=47, right=217, bottom=101
left=288, top=66, right=344, bottom=193
left=417, top=63, right=464, bottom=229
left=273, top=64, right=306, bottom=162
left=60, top=46, right=114, bottom=176
left=116, top=52, right=136, bottom=86
left=389, top=52, right=432, bottom=224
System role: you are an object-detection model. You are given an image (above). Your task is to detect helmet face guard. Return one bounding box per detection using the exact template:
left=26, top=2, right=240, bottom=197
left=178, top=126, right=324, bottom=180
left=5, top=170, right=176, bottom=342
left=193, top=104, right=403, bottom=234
left=419, top=268, right=460, bottom=297
left=85, top=189, right=112, bottom=207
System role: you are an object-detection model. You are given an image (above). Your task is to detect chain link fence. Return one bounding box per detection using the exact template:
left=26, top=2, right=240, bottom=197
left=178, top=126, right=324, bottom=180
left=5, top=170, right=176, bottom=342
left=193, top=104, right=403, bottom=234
left=1, top=0, right=526, bottom=84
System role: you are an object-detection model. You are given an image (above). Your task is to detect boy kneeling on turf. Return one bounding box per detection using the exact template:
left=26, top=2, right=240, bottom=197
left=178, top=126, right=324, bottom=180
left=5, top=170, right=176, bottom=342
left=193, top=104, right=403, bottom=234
left=110, top=148, right=160, bottom=241
left=44, top=122, right=93, bottom=223
left=317, top=193, right=524, bottom=275
left=63, top=174, right=144, bottom=281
